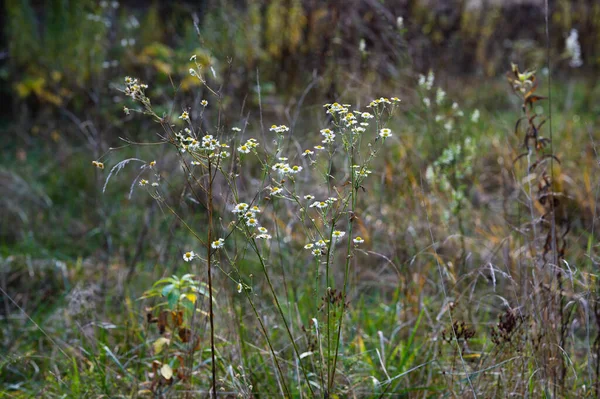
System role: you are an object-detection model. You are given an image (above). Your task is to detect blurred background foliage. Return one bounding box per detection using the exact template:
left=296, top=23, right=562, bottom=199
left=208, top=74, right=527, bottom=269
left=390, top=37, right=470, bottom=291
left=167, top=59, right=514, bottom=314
left=2, top=0, right=599, bottom=305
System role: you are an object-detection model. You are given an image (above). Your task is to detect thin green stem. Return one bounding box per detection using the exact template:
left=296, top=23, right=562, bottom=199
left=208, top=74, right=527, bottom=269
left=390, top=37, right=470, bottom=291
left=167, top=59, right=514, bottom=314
left=248, top=237, right=316, bottom=398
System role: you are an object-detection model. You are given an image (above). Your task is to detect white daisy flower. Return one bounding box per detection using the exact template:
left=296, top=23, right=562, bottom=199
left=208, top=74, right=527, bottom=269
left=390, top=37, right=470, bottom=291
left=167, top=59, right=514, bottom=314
left=332, top=230, right=346, bottom=239
left=232, top=203, right=249, bottom=215
left=353, top=236, right=365, bottom=244
left=211, top=238, right=225, bottom=249
left=379, top=128, right=392, bottom=139
left=238, top=145, right=250, bottom=154
left=183, top=251, right=195, bottom=262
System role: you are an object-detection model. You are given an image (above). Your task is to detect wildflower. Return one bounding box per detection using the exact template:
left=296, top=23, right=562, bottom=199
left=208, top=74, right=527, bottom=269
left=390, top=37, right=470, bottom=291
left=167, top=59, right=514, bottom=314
left=237, top=283, right=243, bottom=293
left=426, top=70, right=435, bottom=90
left=191, top=161, right=202, bottom=166
left=151, top=182, right=159, bottom=187
left=92, top=161, right=104, bottom=170
left=332, top=230, right=346, bottom=239
left=310, top=201, right=328, bottom=209
left=269, top=125, right=289, bottom=134
left=304, top=194, right=315, bottom=200
left=321, top=128, right=336, bottom=144
left=444, top=120, right=453, bottom=132
left=179, top=111, right=189, bottom=121
left=361, top=112, right=374, bottom=119
left=256, top=234, right=272, bottom=240
left=270, top=187, right=283, bottom=195
left=391, top=97, right=401, bottom=103
left=471, top=109, right=480, bottom=123
left=238, top=145, right=250, bottom=154
left=251, top=206, right=261, bottom=214
left=271, top=162, right=291, bottom=174
left=315, top=239, right=328, bottom=248
left=232, top=127, right=241, bottom=132
left=149, top=160, right=156, bottom=167
left=139, top=179, right=149, bottom=186
left=436, top=88, right=446, bottom=105
left=246, top=218, right=259, bottom=227
left=314, top=145, right=325, bottom=151
left=289, top=165, right=303, bottom=174
left=258, top=226, right=268, bottom=233
left=311, top=248, right=322, bottom=257
left=183, top=251, right=196, bottom=262
left=302, top=149, right=314, bottom=157
left=566, top=29, right=583, bottom=68
left=396, top=16, right=403, bottom=29
left=379, top=128, right=392, bottom=139
left=189, top=68, right=196, bottom=76
left=201, top=99, right=208, bottom=107
left=123, top=106, right=130, bottom=115
left=353, top=236, right=365, bottom=244
left=211, top=238, right=225, bottom=249
left=190, top=54, right=197, bottom=61
left=233, top=203, right=249, bottom=213
left=304, top=243, right=314, bottom=249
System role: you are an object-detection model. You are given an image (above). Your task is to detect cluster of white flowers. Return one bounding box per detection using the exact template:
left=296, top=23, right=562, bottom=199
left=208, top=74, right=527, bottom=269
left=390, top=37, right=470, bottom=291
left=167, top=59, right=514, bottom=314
left=174, top=132, right=230, bottom=160
left=367, top=96, right=400, bottom=108
left=237, top=138, right=259, bottom=154
left=418, top=70, right=435, bottom=91
left=271, top=157, right=303, bottom=175
left=320, top=128, right=336, bottom=144
left=303, top=230, right=347, bottom=257
left=309, top=197, right=338, bottom=210
left=436, top=87, right=446, bottom=105
left=269, top=124, right=289, bottom=134
left=324, top=102, right=351, bottom=115
left=566, top=29, right=583, bottom=68
left=232, top=202, right=271, bottom=239
left=123, top=76, right=148, bottom=100
left=352, top=165, right=372, bottom=178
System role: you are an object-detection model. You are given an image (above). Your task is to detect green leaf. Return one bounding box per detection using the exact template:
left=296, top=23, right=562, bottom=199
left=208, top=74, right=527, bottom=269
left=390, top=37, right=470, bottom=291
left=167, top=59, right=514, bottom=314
left=161, top=284, right=175, bottom=297
left=167, top=289, right=180, bottom=309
